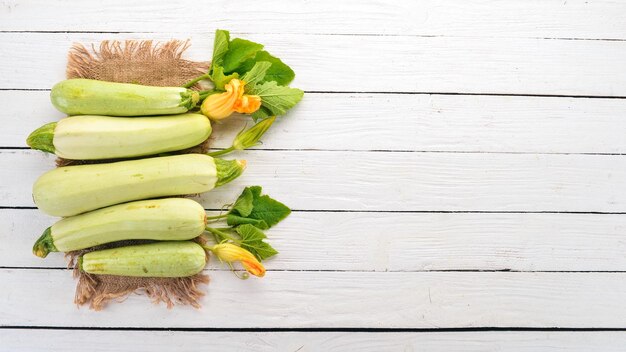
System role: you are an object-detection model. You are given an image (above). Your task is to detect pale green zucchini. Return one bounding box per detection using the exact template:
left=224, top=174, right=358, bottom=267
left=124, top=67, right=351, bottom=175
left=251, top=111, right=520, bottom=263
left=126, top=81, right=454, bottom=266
left=32, top=154, right=246, bottom=217
left=80, top=241, right=207, bottom=277
left=51, top=79, right=199, bottom=116
left=33, top=198, right=207, bottom=258
left=27, top=113, right=212, bottom=160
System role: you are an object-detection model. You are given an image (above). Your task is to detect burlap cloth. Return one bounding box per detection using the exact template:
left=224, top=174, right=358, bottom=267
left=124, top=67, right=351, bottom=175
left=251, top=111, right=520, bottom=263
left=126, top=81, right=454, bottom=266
left=62, top=40, right=212, bottom=310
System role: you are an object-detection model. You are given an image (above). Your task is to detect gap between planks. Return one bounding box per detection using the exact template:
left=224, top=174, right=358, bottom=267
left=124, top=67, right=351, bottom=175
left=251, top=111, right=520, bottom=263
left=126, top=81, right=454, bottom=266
left=5, top=326, right=626, bottom=332
left=2, top=30, right=626, bottom=43
left=7, top=266, right=626, bottom=276
left=5, top=206, right=626, bottom=214
left=4, top=88, right=626, bottom=99
left=6, top=147, right=626, bottom=156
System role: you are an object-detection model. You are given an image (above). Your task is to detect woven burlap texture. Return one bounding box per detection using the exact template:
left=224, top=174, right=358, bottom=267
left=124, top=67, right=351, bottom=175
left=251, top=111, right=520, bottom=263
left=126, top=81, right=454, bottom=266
left=67, top=40, right=209, bottom=87
left=64, top=40, right=211, bottom=310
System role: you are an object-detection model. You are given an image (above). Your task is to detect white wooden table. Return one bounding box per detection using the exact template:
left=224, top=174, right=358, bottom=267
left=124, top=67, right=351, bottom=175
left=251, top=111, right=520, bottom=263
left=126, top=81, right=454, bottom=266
left=2, top=1, right=626, bottom=350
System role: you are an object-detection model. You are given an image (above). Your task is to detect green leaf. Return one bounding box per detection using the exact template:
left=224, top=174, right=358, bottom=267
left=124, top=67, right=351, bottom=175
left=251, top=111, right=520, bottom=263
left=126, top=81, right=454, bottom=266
left=222, top=38, right=264, bottom=73
left=255, top=51, right=295, bottom=85
left=210, top=65, right=239, bottom=91
left=247, top=186, right=291, bottom=228
left=248, top=81, right=304, bottom=117
left=236, top=224, right=279, bottom=260
left=250, top=106, right=273, bottom=122
left=244, top=240, right=278, bottom=261
left=230, top=187, right=254, bottom=217
left=240, top=61, right=272, bottom=89
left=227, top=214, right=269, bottom=229
left=236, top=223, right=266, bottom=241
left=227, top=185, right=291, bottom=229
left=236, top=51, right=296, bottom=86
left=212, top=29, right=230, bottom=66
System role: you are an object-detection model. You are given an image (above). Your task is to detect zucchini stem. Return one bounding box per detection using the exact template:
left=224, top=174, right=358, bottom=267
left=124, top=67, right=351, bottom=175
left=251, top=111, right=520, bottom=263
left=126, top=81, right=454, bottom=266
left=205, top=214, right=228, bottom=221
left=213, top=159, right=247, bottom=187
left=32, top=227, right=57, bottom=258
left=27, top=122, right=57, bottom=154
left=205, top=226, right=240, bottom=244
left=197, top=90, right=218, bottom=104
left=207, top=147, right=235, bottom=157
left=182, top=73, right=211, bottom=88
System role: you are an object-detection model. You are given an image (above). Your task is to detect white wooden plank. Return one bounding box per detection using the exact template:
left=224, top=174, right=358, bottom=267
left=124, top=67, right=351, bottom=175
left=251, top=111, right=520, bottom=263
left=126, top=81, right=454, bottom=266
left=2, top=270, right=626, bottom=328
left=6, top=209, right=626, bottom=272
left=1, top=0, right=625, bottom=40
left=6, top=91, right=626, bottom=154
left=2, top=33, right=626, bottom=96
left=4, top=149, right=626, bottom=212
left=3, top=330, right=626, bottom=352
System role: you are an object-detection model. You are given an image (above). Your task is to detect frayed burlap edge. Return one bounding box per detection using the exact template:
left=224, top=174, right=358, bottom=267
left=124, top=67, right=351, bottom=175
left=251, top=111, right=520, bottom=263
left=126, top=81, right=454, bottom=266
left=67, top=39, right=209, bottom=87
left=66, top=238, right=210, bottom=311
left=61, top=40, right=213, bottom=310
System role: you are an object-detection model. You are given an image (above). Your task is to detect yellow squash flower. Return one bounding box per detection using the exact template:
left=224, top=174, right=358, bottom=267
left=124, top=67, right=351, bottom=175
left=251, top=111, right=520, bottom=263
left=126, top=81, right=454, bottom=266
left=201, top=79, right=262, bottom=120
left=211, top=243, right=266, bottom=277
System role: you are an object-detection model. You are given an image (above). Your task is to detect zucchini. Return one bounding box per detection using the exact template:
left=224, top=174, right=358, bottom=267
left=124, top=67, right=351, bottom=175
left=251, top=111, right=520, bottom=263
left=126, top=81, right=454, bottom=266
left=27, top=113, right=212, bottom=160
left=80, top=241, right=207, bottom=277
left=51, top=79, right=199, bottom=116
left=32, top=154, right=246, bottom=216
left=33, top=198, right=206, bottom=258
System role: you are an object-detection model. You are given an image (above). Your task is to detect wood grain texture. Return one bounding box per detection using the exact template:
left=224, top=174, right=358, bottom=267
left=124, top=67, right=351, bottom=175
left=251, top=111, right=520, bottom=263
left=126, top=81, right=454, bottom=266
left=6, top=91, right=626, bottom=154
left=1, top=0, right=625, bottom=40
left=4, top=330, right=626, bottom=352
left=3, top=269, right=626, bottom=328
left=6, top=209, right=626, bottom=272
left=4, top=149, right=626, bottom=212
left=2, top=33, right=626, bottom=96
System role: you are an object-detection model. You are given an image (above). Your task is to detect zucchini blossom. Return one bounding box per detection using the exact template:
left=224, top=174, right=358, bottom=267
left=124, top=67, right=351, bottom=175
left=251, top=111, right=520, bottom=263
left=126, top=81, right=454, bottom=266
left=211, top=243, right=266, bottom=277
left=201, top=79, right=262, bottom=120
